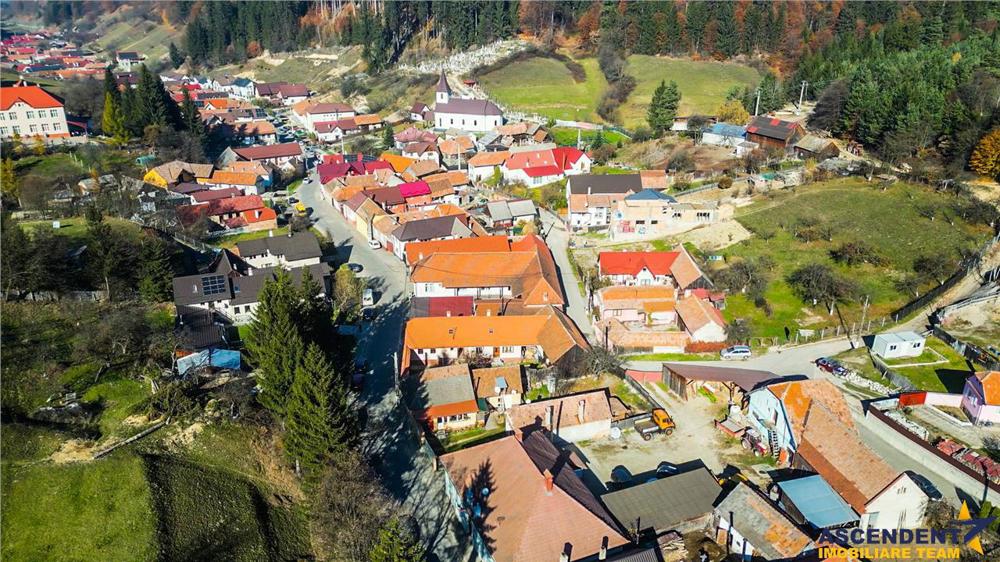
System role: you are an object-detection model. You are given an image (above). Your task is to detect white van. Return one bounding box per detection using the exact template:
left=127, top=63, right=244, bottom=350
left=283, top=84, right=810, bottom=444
left=720, top=345, right=752, bottom=360
left=362, top=288, right=375, bottom=307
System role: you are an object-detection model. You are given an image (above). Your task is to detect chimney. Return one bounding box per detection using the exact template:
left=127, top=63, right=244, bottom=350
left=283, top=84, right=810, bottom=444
left=577, top=400, right=586, bottom=423
left=684, top=289, right=691, bottom=298
left=559, top=554, right=569, bottom=562
left=446, top=310, right=451, bottom=317
left=486, top=308, right=491, bottom=316
left=357, top=152, right=363, bottom=162
left=546, top=405, right=554, bottom=429
left=599, top=543, right=608, bottom=561
left=543, top=469, right=554, bottom=494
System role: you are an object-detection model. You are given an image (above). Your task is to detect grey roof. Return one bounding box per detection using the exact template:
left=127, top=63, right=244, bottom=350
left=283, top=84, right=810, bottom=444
left=777, top=475, right=858, bottom=529
left=714, top=484, right=811, bottom=560
left=662, top=363, right=779, bottom=392
left=235, top=231, right=321, bottom=262
left=230, top=263, right=329, bottom=306
left=172, top=252, right=328, bottom=308
left=746, top=116, right=802, bottom=141
left=605, top=548, right=660, bottom=562
left=507, top=199, right=536, bottom=217
left=435, top=98, right=503, bottom=117
left=626, top=189, right=676, bottom=202
left=567, top=174, right=644, bottom=195
left=602, top=468, right=723, bottom=535
left=794, top=134, right=837, bottom=154
left=172, top=251, right=250, bottom=306
left=486, top=200, right=513, bottom=221
left=421, top=370, right=476, bottom=408
left=478, top=131, right=500, bottom=146
left=392, top=215, right=472, bottom=242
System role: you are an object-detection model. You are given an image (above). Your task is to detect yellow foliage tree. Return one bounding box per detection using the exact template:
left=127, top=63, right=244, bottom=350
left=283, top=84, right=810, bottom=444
left=32, top=136, right=45, bottom=156
left=970, top=128, right=1000, bottom=179
left=716, top=99, right=751, bottom=125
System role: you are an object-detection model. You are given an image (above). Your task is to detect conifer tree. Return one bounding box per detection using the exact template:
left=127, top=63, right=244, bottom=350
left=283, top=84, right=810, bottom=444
left=647, top=80, right=680, bottom=137
left=246, top=269, right=304, bottom=416
left=138, top=238, right=174, bottom=302
left=369, top=517, right=426, bottom=562
left=102, top=92, right=127, bottom=142
left=382, top=124, right=395, bottom=151
left=168, top=42, right=184, bottom=69
left=284, top=343, right=355, bottom=477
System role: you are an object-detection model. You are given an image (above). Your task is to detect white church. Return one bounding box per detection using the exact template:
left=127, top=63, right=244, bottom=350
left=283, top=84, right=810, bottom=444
left=432, top=71, right=504, bottom=133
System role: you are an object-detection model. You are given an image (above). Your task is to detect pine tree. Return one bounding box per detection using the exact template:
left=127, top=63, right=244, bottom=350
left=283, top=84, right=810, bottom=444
left=138, top=237, right=174, bottom=302
left=284, top=343, right=354, bottom=477
left=369, top=517, right=426, bottom=562
left=591, top=128, right=605, bottom=149
left=647, top=80, right=680, bottom=136
left=648, top=80, right=668, bottom=134
left=180, top=88, right=204, bottom=139
left=246, top=269, right=305, bottom=417
left=382, top=124, right=395, bottom=151
left=102, top=92, right=127, bottom=142
left=970, top=128, right=1000, bottom=179
left=168, top=42, right=184, bottom=69
left=103, top=68, right=120, bottom=104
left=296, top=268, right=333, bottom=347
left=137, top=64, right=168, bottom=129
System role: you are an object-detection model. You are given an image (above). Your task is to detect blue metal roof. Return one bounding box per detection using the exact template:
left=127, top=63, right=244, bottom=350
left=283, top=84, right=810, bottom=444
left=778, top=475, right=858, bottom=529
left=626, top=188, right=677, bottom=202
left=707, top=123, right=747, bottom=138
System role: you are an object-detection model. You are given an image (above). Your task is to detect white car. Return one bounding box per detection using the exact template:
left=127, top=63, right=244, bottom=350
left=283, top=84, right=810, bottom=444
left=720, top=345, right=752, bottom=360
left=368, top=239, right=382, bottom=250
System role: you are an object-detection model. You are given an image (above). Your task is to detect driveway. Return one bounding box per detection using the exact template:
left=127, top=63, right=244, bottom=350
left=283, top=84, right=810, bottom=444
left=539, top=208, right=594, bottom=339
left=299, top=178, right=470, bottom=561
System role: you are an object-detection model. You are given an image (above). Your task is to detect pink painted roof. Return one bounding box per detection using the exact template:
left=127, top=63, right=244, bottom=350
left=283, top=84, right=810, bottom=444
left=399, top=180, right=431, bottom=198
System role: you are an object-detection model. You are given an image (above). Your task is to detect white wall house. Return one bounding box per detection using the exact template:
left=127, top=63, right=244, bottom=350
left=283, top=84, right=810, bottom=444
left=861, top=474, right=928, bottom=531
left=432, top=72, right=503, bottom=133
left=871, top=331, right=926, bottom=360
left=413, top=281, right=512, bottom=300
left=0, top=84, right=69, bottom=140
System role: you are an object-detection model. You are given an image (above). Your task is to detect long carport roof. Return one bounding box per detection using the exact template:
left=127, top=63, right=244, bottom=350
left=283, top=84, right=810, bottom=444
left=661, top=363, right=780, bottom=392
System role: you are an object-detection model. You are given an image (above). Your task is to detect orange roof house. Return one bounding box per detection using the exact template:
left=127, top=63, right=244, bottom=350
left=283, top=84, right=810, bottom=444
left=0, top=84, right=63, bottom=110
left=440, top=432, right=628, bottom=562
left=410, top=234, right=563, bottom=308
left=961, top=370, right=1000, bottom=425
left=404, top=235, right=513, bottom=265
left=505, top=389, right=613, bottom=439
left=197, top=170, right=261, bottom=188
left=379, top=152, right=416, bottom=173
left=401, top=308, right=588, bottom=374
left=747, top=379, right=853, bottom=461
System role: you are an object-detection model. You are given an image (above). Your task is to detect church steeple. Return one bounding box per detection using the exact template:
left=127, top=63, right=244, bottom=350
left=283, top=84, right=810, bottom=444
left=435, top=70, right=451, bottom=105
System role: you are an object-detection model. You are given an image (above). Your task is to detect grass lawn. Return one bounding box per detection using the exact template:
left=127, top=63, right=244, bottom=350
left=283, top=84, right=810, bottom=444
left=721, top=179, right=993, bottom=337
left=1, top=450, right=158, bottom=561
left=91, top=19, right=183, bottom=61
left=286, top=179, right=303, bottom=193
left=21, top=216, right=141, bottom=247
left=479, top=56, right=608, bottom=122
left=438, top=426, right=506, bottom=453
left=882, top=346, right=948, bottom=366
left=82, top=374, right=151, bottom=441
left=550, top=127, right=630, bottom=147
left=211, top=225, right=289, bottom=248
left=14, top=153, right=86, bottom=180
left=619, top=56, right=761, bottom=128
left=524, top=386, right=550, bottom=401
left=891, top=338, right=973, bottom=393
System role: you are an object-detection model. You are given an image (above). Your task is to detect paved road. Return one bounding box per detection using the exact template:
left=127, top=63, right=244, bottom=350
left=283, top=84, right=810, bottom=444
left=300, top=177, right=470, bottom=561
left=539, top=208, right=594, bottom=339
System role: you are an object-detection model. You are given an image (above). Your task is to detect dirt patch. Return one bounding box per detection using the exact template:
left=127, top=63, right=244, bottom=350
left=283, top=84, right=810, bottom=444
left=50, top=439, right=97, bottom=464
left=678, top=220, right=752, bottom=251
left=121, top=414, right=151, bottom=427
left=165, top=422, right=204, bottom=448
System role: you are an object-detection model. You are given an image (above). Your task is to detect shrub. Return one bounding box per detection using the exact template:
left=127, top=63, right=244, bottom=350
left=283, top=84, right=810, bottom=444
left=717, top=176, right=733, bottom=189
left=684, top=341, right=728, bottom=353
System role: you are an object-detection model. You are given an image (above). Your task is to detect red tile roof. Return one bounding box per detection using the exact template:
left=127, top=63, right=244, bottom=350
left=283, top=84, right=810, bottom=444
left=233, top=142, right=302, bottom=161
left=523, top=165, right=562, bottom=177
left=975, top=371, right=1000, bottom=405
left=0, top=85, right=62, bottom=110
left=599, top=251, right=679, bottom=276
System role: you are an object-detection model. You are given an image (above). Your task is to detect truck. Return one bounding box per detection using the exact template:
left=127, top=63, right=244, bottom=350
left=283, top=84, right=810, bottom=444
left=633, top=408, right=676, bottom=441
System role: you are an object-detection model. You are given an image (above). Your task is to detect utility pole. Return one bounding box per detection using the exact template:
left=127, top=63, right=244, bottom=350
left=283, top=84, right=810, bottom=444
left=796, top=81, right=807, bottom=114
left=858, top=294, right=870, bottom=344
left=753, top=88, right=761, bottom=117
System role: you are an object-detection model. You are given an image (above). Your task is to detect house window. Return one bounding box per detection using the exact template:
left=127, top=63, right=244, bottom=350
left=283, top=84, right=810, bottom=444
left=673, top=212, right=682, bottom=219
left=428, top=348, right=436, bottom=354
left=29, top=124, right=37, bottom=133
left=912, top=342, right=921, bottom=348
left=25, top=111, right=34, bottom=119
left=234, top=306, right=241, bottom=314
left=50, top=109, right=59, bottom=118
left=41, top=124, right=49, bottom=132
left=696, top=212, right=711, bottom=221
left=888, top=344, right=897, bottom=351
left=0, top=127, right=7, bottom=135
left=10, top=126, right=18, bottom=134
left=0, top=113, right=4, bottom=120
left=53, top=123, right=61, bottom=131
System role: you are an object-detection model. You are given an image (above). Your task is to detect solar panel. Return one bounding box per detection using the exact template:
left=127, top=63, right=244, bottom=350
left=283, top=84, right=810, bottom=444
left=201, top=275, right=227, bottom=296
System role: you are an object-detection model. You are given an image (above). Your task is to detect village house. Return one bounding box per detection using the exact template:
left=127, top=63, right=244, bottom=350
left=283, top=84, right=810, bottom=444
left=221, top=120, right=278, bottom=145
left=214, top=76, right=256, bottom=100
left=115, top=50, right=141, bottom=71
left=775, top=475, right=860, bottom=531
left=410, top=234, right=563, bottom=311
left=389, top=214, right=476, bottom=261
left=220, top=160, right=275, bottom=190
left=232, top=231, right=322, bottom=269
left=437, top=136, right=476, bottom=169
left=440, top=432, right=629, bottom=562
left=0, top=83, right=70, bottom=140
left=472, top=364, right=524, bottom=412
left=793, top=134, right=839, bottom=160
left=713, top=483, right=814, bottom=561
left=870, top=331, right=926, bottom=360
left=603, top=467, right=724, bottom=540
left=394, top=126, right=438, bottom=150
left=402, top=141, right=440, bottom=164
left=701, top=122, right=746, bottom=148
left=196, top=170, right=265, bottom=195
left=431, top=71, right=504, bottom=132
left=565, top=174, right=644, bottom=230
left=595, top=285, right=676, bottom=325
left=610, top=189, right=734, bottom=240
left=409, top=101, right=432, bottom=123
left=410, top=364, right=480, bottom=432
left=745, top=115, right=806, bottom=152
left=597, top=318, right=690, bottom=354
left=502, top=144, right=590, bottom=186
left=314, top=119, right=360, bottom=142
left=143, top=160, right=214, bottom=188
left=505, top=389, right=613, bottom=443
left=961, top=371, right=1000, bottom=426
left=746, top=379, right=854, bottom=463
left=793, top=403, right=928, bottom=530
left=172, top=250, right=328, bottom=326
left=401, top=308, right=589, bottom=374
left=217, top=142, right=304, bottom=171
left=482, top=199, right=537, bottom=231
left=292, top=100, right=356, bottom=132
left=675, top=295, right=727, bottom=343
left=177, top=194, right=277, bottom=233
left=597, top=248, right=708, bottom=290
left=255, top=82, right=309, bottom=105
left=467, top=150, right=509, bottom=181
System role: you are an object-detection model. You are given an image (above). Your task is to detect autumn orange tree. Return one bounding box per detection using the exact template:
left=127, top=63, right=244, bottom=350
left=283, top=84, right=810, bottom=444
left=970, top=128, right=1000, bottom=180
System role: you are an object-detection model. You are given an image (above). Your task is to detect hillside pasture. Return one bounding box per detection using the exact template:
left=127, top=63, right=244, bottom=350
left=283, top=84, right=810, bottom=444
left=620, top=56, right=760, bottom=128
left=479, top=56, right=607, bottom=123
left=719, top=179, right=993, bottom=337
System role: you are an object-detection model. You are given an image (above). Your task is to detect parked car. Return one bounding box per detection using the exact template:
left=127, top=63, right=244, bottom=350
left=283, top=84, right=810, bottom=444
left=609, top=465, right=633, bottom=491
left=347, top=263, right=363, bottom=273
left=362, top=287, right=375, bottom=307
left=655, top=461, right=679, bottom=477
left=633, top=408, right=676, bottom=441
left=720, top=345, right=752, bottom=360
left=368, top=239, right=382, bottom=250
left=906, top=471, right=943, bottom=501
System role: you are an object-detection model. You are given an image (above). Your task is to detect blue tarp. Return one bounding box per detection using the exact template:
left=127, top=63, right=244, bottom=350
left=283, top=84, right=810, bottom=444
left=177, top=348, right=242, bottom=375
left=778, top=475, right=858, bottom=529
